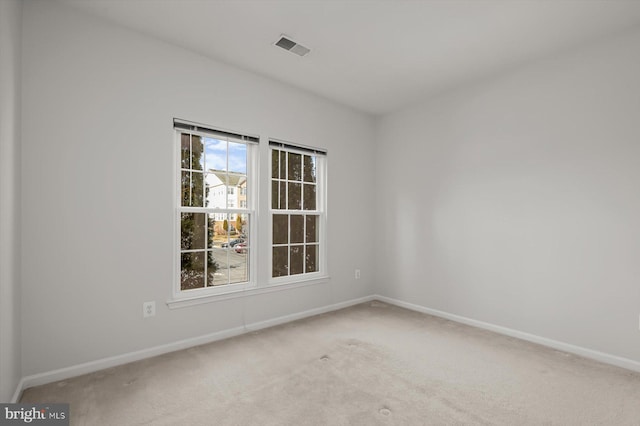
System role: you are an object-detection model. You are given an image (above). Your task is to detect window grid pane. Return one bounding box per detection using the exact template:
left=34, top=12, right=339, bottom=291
left=178, top=129, right=251, bottom=291
left=273, top=246, right=288, bottom=277
left=181, top=252, right=205, bottom=290
left=271, top=149, right=319, bottom=212
left=270, top=212, right=321, bottom=278
left=271, top=147, right=322, bottom=279
left=305, top=244, right=318, bottom=273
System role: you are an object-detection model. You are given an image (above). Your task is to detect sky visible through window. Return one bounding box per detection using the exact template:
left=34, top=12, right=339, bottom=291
left=179, top=134, right=250, bottom=290
left=204, top=137, right=247, bottom=174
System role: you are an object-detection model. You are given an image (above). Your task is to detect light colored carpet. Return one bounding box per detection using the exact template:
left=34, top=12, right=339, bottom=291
left=21, top=301, right=640, bottom=425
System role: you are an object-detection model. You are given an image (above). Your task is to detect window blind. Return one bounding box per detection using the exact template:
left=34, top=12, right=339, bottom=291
left=174, top=119, right=259, bottom=144
left=269, top=139, right=327, bottom=156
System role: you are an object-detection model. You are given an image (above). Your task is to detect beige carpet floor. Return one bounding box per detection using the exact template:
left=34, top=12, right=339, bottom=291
left=21, top=301, right=640, bottom=425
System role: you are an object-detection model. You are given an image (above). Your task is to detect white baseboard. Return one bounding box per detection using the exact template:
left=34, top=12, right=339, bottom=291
left=14, top=292, right=639, bottom=402
left=11, top=378, right=26, bottom=404
left=11, top=325, right=243, bottom=403
left=375, top=294, right=640, bottom=374
left=12, top=295, right=375, bottom=402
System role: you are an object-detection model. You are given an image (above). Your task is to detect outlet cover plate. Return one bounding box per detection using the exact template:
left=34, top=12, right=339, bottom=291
left=143, top=301, right=156, bottom=318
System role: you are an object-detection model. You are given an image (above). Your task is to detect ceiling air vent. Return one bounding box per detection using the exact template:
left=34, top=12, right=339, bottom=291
left=274, top=35, right=310, bottom=57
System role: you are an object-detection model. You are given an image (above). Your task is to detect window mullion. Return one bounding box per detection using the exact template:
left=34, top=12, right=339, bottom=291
left=203, top=135, right=207, bottom=209
left=287, top=213, right=291, bottom=277
left=189, top=171, right=193, bottom=207
left=303, top=212, right=307, bottom=272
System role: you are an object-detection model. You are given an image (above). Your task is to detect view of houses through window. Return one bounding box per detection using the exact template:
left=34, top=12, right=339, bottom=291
left=178, top=127, right=252, bottom=291
left=176, top=121, right=326, bottom=296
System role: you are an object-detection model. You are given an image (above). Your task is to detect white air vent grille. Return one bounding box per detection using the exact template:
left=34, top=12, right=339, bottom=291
left=274, top=35, right=310, bottom=57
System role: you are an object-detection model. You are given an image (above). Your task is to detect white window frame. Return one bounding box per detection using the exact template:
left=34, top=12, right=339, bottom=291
left=168, top=123, right=330, bottom=309
left=268, top=140, right=328, bottom=285
left=171, top=120, right=258, bottom=302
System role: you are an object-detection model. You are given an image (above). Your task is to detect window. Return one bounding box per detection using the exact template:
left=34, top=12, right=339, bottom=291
left=173, top=120, right=328, bottom=306
left=270, top=140, right=326, bottom=280
left=175, top=120, right=257, bottom=294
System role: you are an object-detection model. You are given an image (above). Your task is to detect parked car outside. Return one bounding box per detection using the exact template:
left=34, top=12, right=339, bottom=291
left=221, top=238, right=245, bottom=248
left=234, top=242, right=247, bottom=254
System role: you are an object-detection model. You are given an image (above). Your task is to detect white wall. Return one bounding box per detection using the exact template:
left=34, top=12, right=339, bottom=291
left=0, top=0, right=23, bottom=402
left=21, top=0, right=375, bottom=377
left=376, top=27, right=640, bottom=363
left=19, top=0, right=640, bottom=385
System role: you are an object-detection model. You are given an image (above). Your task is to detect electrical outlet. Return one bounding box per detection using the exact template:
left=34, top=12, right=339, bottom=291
left=143, top=301, right=156, bottom=318
left=355, top=269, right=361, bottom=279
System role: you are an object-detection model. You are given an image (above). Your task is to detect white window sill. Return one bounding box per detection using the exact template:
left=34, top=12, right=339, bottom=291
left=166, top=275, right=330, bottom=309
